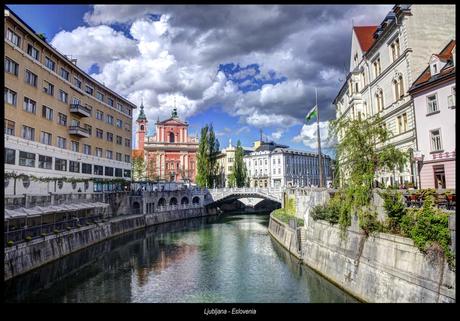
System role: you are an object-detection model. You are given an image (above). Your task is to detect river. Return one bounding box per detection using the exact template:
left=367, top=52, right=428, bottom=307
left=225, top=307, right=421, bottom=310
left=4, top=213, right=357, bottom=303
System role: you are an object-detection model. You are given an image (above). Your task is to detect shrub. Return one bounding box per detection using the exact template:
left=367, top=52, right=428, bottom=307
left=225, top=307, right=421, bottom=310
left=7, top=240, right=14, bottom=247
left=53, top=229, right=59, bottom=234
left=380, top=189, right=407, bottom=233
left=66, top=226, right=71, bottom=231
left=41, top=233, right=47, bottom=237
left=25, top=236, right=32, bottom=242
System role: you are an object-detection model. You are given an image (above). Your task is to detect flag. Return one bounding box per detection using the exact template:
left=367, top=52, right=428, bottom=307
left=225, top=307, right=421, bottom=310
left=305, top=105, right=317, bottom=122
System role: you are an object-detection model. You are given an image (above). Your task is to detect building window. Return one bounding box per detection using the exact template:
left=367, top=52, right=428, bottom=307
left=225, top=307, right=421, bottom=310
left=427, top=94, right=438, bottom=113
left=69, top=161, right=80, bottom=173
left=430, top=129, right=443, bottom=152
left=105, top=166, right=114, bottom=176
left=57, top=180, right=63, bottom=189
left=5, top=119, right=15, bottom=136
left=116, top=119, right=122, bottom=128
left=124, top=169, right=131, bottom=178
left=21, top=125, right=35, bottom=141
left=106, top=150, right=113, bottom=159
left=375, top=90, right=384, bottom=113
left=45, top=57, right=55, bottom=71
left=58, top=113, right=67, bottom=126
left=57, top=136, right=66, bottom=149
left=116, top=135, right=122, bottom=145
left=43, top=81, right=54, bottom=95
left=74, top=77, right=82, bottom=89
left=71, top=141, right=79, bottom=152
left=116, top=102, right=123, bottom=111
left=5, top=57, right=19, bottom=76
left=84, top=124, right=92, bottom=136
left=85, top=85, right=94, bottom=95
left=96, top=148, right=103, bottom=157
left=96, top=91, right=104, bottom=101
left=59, top=90, right=68, bottom=103
left=125, top=155, right=131, bottom=163
left=23, top=97, right=36, bottom=113
left=27, top=44, right=40, bottom=60
left=94, top=165, right=103, bottom=175
left=83, top=144, right=91, bottom=155
left=55, top=158, right=67, bottom=171
left=42, top=105, right=53, bottom=120
left=373, top=57, right=381, bottom=78
left=19, top=151, right=35, bottom=167
left=107, top=98, right=114, bottom=107
left=96, top=110, right=104, bottom=120
left=96, top=128, right=103, bottom=139
left=82, top=163, right=92, bottom=174
left=25, top=70, right=37, bottom=87
left=393, top=75, right=404, bottom=101
left=5, top=148, right=16, bottom=165
left=106, top=132, right=113, bottom=142
left=390, top=38, right=400, bottom=62
left=40, top=131, right=52, bottom=145
left=116, top=152, right=122, bottom=161
left=6, top=28, right=21, bottom=47
left=448, top=87, right=456, bottom=109
left=115, top=168, right=123, bottom=177
left=60, top=68, right=70, bottom=81
left=397, top=113, right=408, bottom=134
left=5, top=87, right=17, bottom=106
left=38, top=155, right=52, bottom=169
left=106, top=114, right=114, bottom=125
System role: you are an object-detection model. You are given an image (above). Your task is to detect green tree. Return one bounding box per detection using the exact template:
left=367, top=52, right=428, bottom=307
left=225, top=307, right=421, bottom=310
left=132, top=155, right=146, bottom=182
left=328, top=115, right=408, bottom=232
left=196, top=125, right=209, bottom=187
left=229, top=140, right=247, bottom=187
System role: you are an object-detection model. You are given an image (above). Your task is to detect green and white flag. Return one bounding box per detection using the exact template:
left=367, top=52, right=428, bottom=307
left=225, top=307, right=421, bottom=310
left=305, top=105, right=317, bottom=122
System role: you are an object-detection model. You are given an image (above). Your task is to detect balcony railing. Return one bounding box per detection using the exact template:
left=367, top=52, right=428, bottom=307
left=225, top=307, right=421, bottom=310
left=69, top=125, right=90, bottom=138
left=70, top=103, right=92, bottom=117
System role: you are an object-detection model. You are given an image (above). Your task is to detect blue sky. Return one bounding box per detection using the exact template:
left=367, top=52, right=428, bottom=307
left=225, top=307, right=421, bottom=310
left=7, top=5, right=392, bottom=157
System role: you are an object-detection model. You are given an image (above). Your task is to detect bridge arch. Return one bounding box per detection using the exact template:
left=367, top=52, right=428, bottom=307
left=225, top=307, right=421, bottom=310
left=158, top=197, right=166, bottom=206
left=169, top=197, right=178, bottom=205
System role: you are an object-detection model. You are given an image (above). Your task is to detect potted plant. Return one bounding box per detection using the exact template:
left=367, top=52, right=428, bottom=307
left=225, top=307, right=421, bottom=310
left=41, top=233, right=47, bottom=237
left=25, top=236, right=32, bottom=242
left=54, top=229, right=59, bottom=235
left=7, top=240, right=14, bottom=247
left=66, top=226, right=71, bottom=231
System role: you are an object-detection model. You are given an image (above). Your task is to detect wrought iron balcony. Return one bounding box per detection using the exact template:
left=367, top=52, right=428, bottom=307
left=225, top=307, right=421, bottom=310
left=69, top=125, right=90, bottom=138
left=70, top=103, right=91, bottom=117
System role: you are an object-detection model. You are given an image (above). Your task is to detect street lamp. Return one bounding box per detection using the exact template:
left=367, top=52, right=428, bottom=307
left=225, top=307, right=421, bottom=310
left=413, top=150, right=424, bottom=190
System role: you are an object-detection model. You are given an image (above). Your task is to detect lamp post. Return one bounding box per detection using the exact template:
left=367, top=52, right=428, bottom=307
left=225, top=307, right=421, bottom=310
left=413, top=150, right=424, bottom=190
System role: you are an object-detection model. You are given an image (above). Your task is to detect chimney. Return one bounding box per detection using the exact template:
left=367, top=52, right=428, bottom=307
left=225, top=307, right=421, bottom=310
left=71, top=58, right=77, bottom=65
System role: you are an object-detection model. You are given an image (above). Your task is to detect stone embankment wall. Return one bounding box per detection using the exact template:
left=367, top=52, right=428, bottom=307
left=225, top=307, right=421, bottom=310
left=4, top=208, right=211, bottom=280
left=269, top=188, right=456, bottom=303
left=267, top=215, right=302, bottom=259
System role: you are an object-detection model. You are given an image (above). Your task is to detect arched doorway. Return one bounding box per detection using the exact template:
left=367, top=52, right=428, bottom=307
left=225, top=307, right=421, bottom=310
left=170, top=197, right=178, bottom=205
left=192, top=196, right=200, bottom=205
left=181, top=196, right=189, bottom=205
left=158, top=198, right=166, bottom=206
left=132, top=201, right=141, bottom=214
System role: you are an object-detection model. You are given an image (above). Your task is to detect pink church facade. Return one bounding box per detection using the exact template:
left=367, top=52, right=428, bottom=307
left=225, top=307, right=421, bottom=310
left=135, top=105, right=198, bottom=182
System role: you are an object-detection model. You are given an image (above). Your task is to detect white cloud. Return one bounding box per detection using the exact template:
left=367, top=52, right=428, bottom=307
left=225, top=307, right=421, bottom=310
left=293, top=121, right=332, bottom=149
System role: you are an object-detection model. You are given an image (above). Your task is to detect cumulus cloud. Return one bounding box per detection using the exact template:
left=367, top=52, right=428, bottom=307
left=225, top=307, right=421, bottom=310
left=293, top=121, right=333, bottom=149
left=52, top=5, right=392, bottom=145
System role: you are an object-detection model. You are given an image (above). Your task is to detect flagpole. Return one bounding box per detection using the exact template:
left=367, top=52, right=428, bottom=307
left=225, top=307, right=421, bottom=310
left=316, top=88, right=324, bottom=188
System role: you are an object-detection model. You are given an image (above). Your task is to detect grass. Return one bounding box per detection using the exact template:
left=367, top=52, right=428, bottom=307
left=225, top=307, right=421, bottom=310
left=272, top=208, right=304, bottom=226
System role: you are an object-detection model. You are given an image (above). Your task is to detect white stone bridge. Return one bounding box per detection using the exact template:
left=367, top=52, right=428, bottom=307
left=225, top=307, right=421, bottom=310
left=207, top=187, right=284, bottom=205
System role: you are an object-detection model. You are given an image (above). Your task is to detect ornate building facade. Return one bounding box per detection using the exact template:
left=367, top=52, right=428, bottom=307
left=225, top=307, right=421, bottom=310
left=134, top=104, right=198, bottom=182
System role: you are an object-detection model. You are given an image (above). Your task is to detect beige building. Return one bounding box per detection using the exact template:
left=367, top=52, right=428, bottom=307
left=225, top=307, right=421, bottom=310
left=4, top=8, right=137, bottom=195
left=334, top=5, right=455, bottom=187
left=216, top=139, right=253, bottom=187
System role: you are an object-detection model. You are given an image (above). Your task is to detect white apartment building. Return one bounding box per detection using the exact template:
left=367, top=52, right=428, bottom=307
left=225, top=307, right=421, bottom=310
left=244, top=141, right=332, bottom=188
left=334, top=4, right=455, bottom=187
left=216, top=139, right=253, bottom=187
left=409, top=40, right=456, bottom=189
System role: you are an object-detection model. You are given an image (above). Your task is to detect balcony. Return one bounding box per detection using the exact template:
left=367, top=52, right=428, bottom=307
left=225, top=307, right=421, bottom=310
left=70, top=103, right=91, bottom=117
left=69, top=125, right=90, bottom=138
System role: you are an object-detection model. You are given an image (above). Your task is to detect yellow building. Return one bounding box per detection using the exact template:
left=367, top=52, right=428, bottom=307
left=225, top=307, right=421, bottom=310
left=216, top=139, right=253, bottom=187
left=4, top=8, right=137, bottom=195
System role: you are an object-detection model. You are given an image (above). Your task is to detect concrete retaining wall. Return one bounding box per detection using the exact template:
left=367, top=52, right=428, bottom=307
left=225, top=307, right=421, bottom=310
left=268, top=214, right=301, bottom=259
left=301, top=217, right=455, bottom=303
left=4, top=208, right=211, bottom=280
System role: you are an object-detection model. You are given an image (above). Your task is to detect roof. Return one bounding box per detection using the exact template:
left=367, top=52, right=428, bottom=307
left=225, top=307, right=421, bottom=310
left=136, top=102, right=147, bottom=121
left=353, top=26, right=377, bottom=52
left=5, top=202, right=109, bottom=220
left=132, top=149, right=144, bottom=158
left=409, top=40, right=456, bottom=93
left=156, top=118, right=188, bottom=125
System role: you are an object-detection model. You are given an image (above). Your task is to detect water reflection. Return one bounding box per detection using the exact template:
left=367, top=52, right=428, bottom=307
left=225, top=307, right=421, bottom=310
left=4, top=213, right=357, bottom=303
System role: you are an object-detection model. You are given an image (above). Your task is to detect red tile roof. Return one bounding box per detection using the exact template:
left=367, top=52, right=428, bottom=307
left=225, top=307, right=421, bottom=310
left=353, top=26, right=377, bottom=52
left=410, top=40, right=456, bottom=90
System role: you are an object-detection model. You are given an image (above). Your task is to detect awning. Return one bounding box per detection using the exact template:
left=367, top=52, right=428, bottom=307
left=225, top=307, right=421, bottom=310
left=5, top=208, right=27, bottom=219
left=4, top=202, right=110, bottom=220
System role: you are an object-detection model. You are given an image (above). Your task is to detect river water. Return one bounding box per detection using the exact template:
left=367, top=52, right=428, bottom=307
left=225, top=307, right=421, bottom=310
left=4, top=213, right=357, bottom=303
